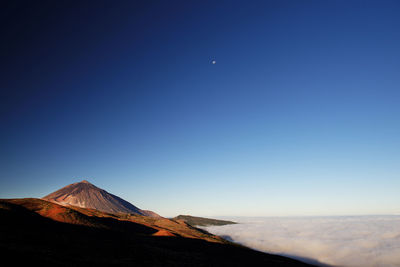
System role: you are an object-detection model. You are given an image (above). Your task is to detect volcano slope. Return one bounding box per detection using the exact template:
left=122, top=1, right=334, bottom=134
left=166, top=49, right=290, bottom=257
left=0, top=198, right=314, bottom=266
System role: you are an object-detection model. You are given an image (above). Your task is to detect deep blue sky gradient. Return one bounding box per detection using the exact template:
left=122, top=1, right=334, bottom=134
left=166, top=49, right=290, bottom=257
left=1, top=0, right=400, bottom=216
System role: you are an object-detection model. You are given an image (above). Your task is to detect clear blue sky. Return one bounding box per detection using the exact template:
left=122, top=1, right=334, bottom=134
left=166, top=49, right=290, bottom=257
left=1, top=0, right=399, bottom=217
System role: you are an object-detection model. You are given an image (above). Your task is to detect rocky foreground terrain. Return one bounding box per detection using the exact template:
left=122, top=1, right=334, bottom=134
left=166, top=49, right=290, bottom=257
left=0, top=181, right=315, bottom=266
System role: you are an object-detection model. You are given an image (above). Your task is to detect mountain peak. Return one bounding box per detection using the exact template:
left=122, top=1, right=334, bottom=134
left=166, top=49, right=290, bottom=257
left=42, top=180, right=161, bottom=218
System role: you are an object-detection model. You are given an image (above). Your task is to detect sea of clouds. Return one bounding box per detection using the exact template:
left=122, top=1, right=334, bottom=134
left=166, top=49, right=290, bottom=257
left=203, top=216, right=400, bottom=267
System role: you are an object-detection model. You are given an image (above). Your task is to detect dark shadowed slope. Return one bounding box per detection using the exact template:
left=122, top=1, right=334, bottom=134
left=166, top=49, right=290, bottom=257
left=42, top=180, right=160, bottom=217
left=0, top=198, right=316, bottom=267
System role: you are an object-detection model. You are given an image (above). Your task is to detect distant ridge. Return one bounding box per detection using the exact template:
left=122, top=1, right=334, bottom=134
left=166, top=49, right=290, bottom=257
left=43, top=180, right=161, bottom=217
left=174, top=215, right=237, bottom=226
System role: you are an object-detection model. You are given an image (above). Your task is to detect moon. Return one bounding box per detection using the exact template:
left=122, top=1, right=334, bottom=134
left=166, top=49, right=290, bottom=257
left=212, top=60, right=216, bottom=64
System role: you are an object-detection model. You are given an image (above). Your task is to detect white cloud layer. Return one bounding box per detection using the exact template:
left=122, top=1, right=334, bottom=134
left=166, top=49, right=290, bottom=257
left=203, top=216, right=400, bottom=267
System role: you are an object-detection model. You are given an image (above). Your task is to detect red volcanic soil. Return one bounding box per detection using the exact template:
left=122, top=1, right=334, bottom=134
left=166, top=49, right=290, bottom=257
left=153, top=229, right=176, bottom=237
left=5, top=198, right=102, bottom=227
left=0, top=198, right=316, bottom=267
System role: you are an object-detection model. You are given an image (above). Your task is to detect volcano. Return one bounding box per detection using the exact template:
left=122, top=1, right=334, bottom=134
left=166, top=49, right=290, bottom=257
left=43, top=180, right=160, bottom=217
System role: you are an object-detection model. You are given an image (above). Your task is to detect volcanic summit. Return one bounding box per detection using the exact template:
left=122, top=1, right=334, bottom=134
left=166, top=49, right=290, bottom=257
left=43, top=180, right=160, bottom=217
